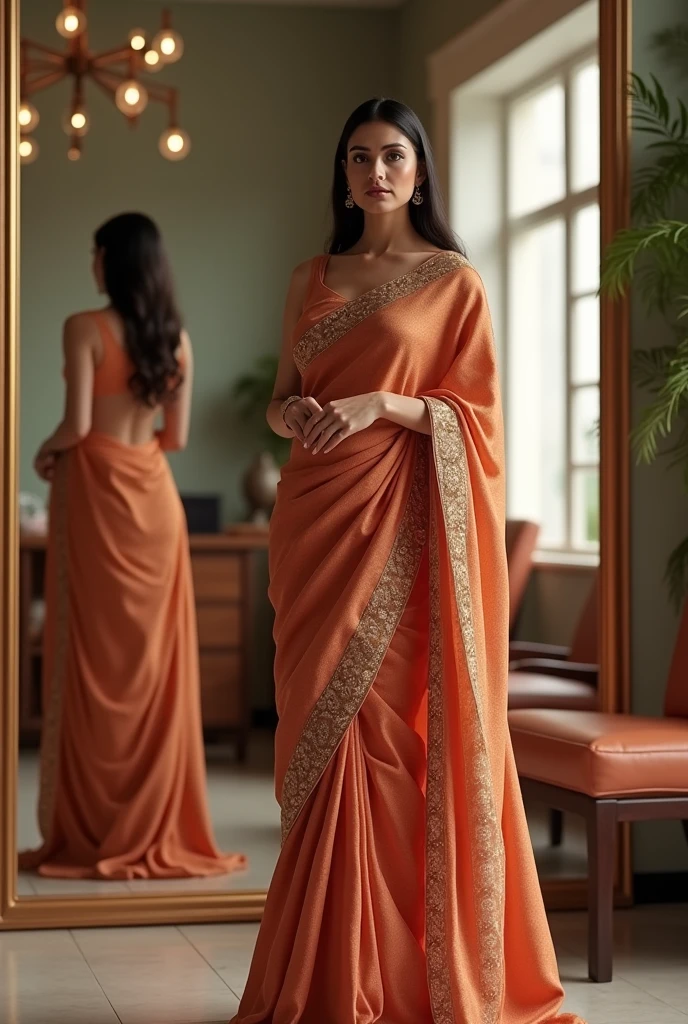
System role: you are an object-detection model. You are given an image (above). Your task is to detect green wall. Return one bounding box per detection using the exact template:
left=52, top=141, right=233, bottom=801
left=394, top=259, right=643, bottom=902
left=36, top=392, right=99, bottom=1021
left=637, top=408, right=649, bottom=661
left=19, top=0, right=395, bottom=522
left=629, top=0, right=688, bottom=873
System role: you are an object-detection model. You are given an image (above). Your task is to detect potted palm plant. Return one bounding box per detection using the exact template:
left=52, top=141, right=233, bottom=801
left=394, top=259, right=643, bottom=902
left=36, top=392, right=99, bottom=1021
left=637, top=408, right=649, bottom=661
left=601, top=29, right=688, bottom=607
left=232, top=354, right=290, bottom=522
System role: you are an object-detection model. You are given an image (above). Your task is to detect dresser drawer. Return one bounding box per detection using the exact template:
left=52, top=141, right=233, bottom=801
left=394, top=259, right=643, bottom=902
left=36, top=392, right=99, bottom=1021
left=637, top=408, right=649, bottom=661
left=199, top=652, right=243, bottom=727
left=197, top=605, right=241, bottom=648
left=191, top=553, right=242, bottom=601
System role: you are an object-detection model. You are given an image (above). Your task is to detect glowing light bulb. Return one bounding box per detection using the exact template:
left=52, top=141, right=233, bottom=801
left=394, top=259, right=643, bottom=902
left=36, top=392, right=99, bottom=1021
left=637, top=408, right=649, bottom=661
left=19, top=137, right=39, bottom=164
left=129, top=28, right=147, bottom=51
left=55, top=6, right=86, bottom=39
left=144, top=49, right=162, bottom=71
left=62, top=105, right=89, bottom=137
left=115, top=80, right=148, bottom=116
left=159, top=127, right=190, bottom=161
left=18, top=101, right=39, bottom=132
left=153, top=28, right=184, bottom=64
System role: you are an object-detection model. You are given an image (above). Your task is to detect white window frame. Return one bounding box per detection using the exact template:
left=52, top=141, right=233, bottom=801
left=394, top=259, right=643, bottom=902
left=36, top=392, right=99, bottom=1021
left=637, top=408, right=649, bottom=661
left=501, top=46, right=599, bottom=556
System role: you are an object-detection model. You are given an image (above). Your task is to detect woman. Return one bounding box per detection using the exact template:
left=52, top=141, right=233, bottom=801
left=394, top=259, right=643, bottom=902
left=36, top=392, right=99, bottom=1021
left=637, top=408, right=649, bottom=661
left=231, top=101, right=583, bottom=1023
left=20, top=213, right=245, bottom=881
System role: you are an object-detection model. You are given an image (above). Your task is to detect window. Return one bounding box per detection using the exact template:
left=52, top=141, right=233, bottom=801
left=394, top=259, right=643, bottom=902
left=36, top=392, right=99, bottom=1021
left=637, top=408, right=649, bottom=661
left=504, top=55, right=599, bottom=555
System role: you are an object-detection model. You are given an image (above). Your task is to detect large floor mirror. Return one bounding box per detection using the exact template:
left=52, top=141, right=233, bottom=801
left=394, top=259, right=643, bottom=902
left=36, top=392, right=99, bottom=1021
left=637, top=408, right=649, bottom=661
left=1, top=0, right=630, bottom=929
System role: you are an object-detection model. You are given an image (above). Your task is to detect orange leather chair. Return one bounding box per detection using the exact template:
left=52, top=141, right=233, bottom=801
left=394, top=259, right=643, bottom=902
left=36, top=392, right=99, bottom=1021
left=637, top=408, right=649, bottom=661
left=509, top=600, right=688, bottom=983
left=508, top=572, right=599, bottom=713
left=505, top=520, right=539, bottom=636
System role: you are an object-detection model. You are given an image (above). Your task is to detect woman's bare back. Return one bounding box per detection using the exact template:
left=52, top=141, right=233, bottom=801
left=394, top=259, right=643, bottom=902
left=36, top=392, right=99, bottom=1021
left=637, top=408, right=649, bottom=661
left=89, top=308, right=190, bottom=447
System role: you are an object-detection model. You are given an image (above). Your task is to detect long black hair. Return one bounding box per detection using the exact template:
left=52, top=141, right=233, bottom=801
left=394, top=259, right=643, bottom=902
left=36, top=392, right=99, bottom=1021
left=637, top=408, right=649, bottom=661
left=94, top=212, right=183, bottom=407
left=328, top=98, right=465, bottom=257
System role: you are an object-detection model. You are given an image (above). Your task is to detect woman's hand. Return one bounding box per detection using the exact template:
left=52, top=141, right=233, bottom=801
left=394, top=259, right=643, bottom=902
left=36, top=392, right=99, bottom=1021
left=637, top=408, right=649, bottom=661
left=284, top=397, right=323, bottom=444
left=34, top=443, right=57, bottom=483
left=303, top=393, right=384, bottom=455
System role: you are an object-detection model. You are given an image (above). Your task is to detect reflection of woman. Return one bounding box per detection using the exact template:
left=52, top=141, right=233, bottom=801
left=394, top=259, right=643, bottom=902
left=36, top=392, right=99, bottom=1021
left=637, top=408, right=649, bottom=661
left=20, top=213, right=245, bottom=881
left=232, top=101, right=582, bottom=1023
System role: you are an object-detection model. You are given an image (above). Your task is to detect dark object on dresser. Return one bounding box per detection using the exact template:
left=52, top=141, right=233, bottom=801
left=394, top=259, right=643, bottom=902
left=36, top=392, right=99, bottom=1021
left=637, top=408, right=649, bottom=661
left=180, top=494, right=221, bottom=534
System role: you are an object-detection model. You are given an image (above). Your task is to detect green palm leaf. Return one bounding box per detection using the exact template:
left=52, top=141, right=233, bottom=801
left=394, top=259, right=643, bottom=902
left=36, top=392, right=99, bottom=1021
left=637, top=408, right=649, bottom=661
left=604, top=45, right=688, bottom=605
left=632, top=345, right=677, bottom=390
left=631, top=340, right=688, bottom=464
left=666, top=536, right=688, bottom=611
left=600, top=220, right=688, bottom=300
left=632, top=152, right=688, bottom=223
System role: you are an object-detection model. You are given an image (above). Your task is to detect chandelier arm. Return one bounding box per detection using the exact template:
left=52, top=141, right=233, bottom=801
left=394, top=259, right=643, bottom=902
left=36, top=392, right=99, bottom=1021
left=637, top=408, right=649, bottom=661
left=89, top=70, right=119, bottom=106
left=24, top=70, right=68, bottom=96
left=90, top=47, right=137, bottom=69
left=141, top=82, right=175, bottom=106
left=92, top=66, right=173, bottom=107
left=21, top=39, right=66, bottom=64
left=24, top=59, right=65, bottom=72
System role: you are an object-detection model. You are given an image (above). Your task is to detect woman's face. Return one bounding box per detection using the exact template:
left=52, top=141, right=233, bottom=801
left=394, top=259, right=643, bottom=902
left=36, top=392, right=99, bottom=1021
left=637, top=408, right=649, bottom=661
left=343, top=120, right=425, bottom=215
left=91, top=246, right=105, bottom=294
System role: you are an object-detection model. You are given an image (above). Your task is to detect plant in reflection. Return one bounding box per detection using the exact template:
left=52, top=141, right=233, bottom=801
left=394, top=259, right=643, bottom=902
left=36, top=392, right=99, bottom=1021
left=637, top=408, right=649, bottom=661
left=602, top=26, right=688, bottom=607
left=232, top=355, right=291, bottom=522
left=232, top=354, right=291, bottom=466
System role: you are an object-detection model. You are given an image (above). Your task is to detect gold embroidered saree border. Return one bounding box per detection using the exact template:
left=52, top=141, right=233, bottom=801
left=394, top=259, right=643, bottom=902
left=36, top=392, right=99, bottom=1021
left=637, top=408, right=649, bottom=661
left=38, top=455, right=70, bottom=840
left=293, top=252, right=470, bottom=374
left=426, top=510, right=453, bottom=1024
left=424, top=396, right=506, bottom=1024
left=279, top=441, right=429, bottom=843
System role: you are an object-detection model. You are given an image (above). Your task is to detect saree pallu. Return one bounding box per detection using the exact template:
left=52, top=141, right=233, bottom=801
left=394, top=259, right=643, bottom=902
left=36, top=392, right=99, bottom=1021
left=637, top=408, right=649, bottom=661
left=231, top=252, right=584, bottom=1024
left=19, top=433, right=246, bottom=880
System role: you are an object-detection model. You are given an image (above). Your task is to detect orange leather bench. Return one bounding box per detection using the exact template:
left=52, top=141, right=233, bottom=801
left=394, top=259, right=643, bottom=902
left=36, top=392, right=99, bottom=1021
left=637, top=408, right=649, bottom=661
left=508, top=600, right=688, bottom=983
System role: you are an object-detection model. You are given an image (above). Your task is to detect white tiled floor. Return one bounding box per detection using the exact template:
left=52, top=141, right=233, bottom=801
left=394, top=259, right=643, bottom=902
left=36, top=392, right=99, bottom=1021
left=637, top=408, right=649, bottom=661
left=0, top=905, right=686, bottom=1023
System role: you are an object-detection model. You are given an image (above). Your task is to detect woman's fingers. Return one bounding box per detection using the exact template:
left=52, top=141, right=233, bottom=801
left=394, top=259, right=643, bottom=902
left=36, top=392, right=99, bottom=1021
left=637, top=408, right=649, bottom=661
left=288, top=413, right=307, bottom=444
left=303, top=407, right=329, bottom=441
left=311, top=420, right=343, bottom=454
left=321, top=429, right=348, bottom=454
left=285, top=397, right=322, bottom=444
left=304, top=412, right=336, bottom=448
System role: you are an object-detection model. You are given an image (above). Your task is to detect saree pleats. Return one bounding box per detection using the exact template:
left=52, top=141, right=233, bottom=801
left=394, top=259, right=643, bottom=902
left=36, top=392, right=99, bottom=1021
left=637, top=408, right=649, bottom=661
left=20, top=432, right=245, bottom=880
left=232, top=253, right=585, bottom=1024
left=237, top=543, right=433, bottom=1024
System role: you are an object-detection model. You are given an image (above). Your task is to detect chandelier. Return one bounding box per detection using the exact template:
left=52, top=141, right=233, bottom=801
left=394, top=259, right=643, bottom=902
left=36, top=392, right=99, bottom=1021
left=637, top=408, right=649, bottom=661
left=18, top=1, right=190, bottom=165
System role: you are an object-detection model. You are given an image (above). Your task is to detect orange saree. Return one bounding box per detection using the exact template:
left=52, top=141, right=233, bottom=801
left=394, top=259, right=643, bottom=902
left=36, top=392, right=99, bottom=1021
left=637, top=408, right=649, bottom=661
left=19, top=433, right=246, bottom=880
left=231, top=252, right=583, bottom=1023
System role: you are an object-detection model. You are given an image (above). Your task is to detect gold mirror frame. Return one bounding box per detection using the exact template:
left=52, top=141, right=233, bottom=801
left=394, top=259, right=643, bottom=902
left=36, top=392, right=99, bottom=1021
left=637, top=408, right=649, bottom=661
left=0, top=0, right=630, bottom=928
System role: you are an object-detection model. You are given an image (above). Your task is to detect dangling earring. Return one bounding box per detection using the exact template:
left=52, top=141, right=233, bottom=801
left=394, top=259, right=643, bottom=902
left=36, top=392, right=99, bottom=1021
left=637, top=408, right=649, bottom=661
left=345, top=185, right=355, bottom=209
left=412, top=185, right=424, bottom=206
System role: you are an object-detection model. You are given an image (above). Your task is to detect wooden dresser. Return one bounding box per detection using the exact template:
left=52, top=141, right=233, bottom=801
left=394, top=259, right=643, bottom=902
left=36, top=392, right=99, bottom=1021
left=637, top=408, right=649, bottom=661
left=19, top=530, right=269, bottom=760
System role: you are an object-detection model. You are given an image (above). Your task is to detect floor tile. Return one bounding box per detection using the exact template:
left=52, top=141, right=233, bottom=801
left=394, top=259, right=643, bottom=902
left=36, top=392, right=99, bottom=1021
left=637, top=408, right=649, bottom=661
left=71, top=926, right=237, bottom=1024
left=14, top=874, right=35, bottom=897
left=0, top=906, right=686, bottom=1023
left=0, top=930, right=120, bottom=1024
left=179, top=923, right=259, bottom=997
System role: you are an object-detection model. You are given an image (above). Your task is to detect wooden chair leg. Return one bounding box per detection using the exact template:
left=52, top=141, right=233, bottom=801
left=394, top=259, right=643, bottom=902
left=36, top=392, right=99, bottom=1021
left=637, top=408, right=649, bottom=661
left=549, top=808, right=564, bottom=847
left=586, top=799, right=617, bottom=982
